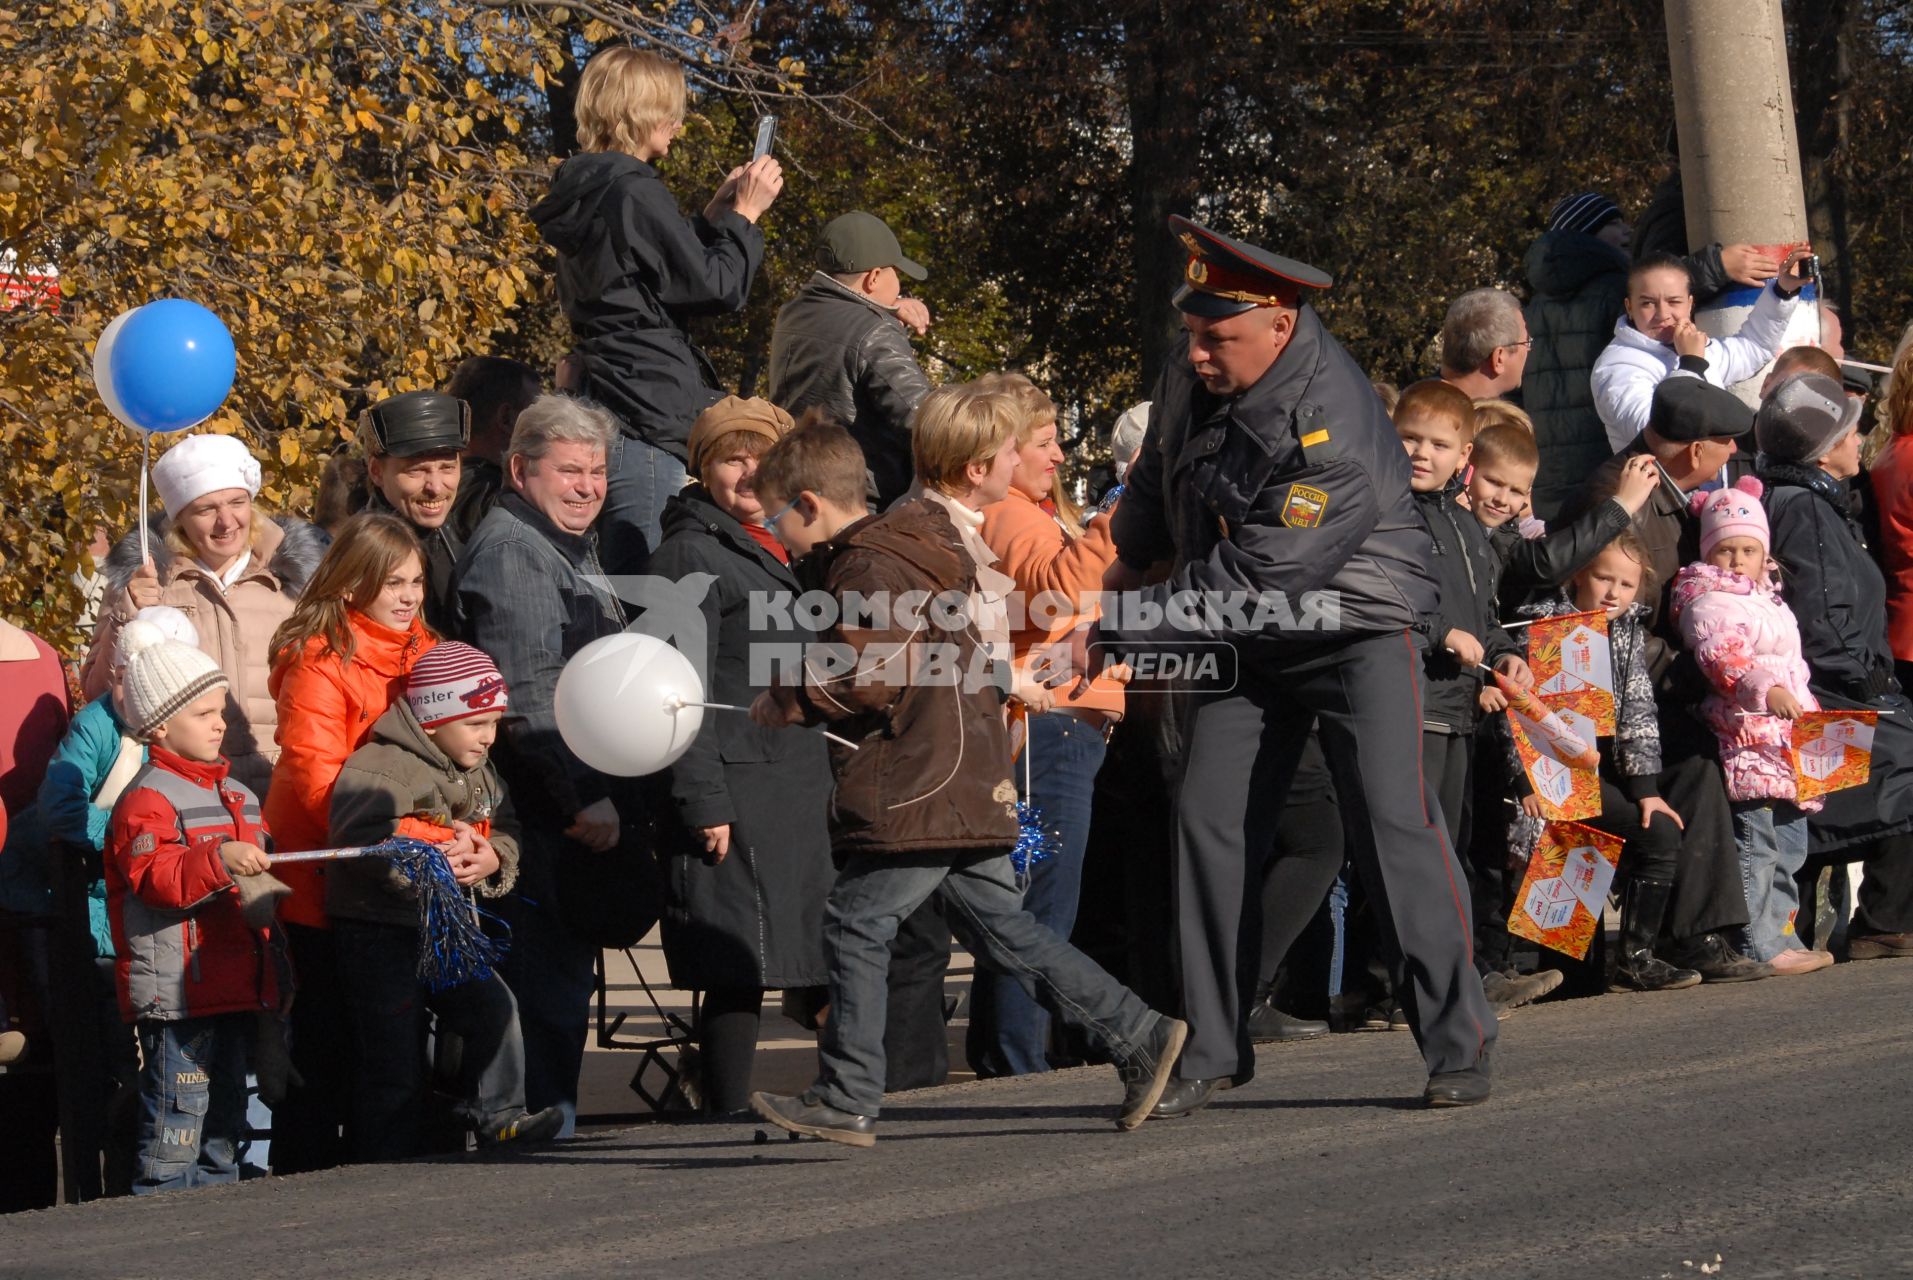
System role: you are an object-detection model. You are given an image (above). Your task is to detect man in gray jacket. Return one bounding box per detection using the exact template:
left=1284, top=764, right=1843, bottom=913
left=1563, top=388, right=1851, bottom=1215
left=768, top=212, right=934, bottom=507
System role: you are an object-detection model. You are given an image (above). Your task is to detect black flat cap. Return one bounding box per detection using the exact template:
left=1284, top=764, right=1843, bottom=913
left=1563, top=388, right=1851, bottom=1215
left=1647, top=376, right=1752, bottom=443
left=361, top=390, right=471, bottom=457
left=1168, top=215, right=1332, bottom=317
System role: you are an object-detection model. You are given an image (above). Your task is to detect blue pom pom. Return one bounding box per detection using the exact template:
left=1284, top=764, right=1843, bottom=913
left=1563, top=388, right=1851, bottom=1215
left=367, top=837, right=509, bottom=991
left=1011, top=802, right=1056, bottom=879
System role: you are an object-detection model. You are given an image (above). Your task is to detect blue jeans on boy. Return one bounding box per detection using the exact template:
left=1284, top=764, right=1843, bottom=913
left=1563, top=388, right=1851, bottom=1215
left=335, top=920, right=527, bottom=1159
left=813, top=849, right=1162, bottom=1118
left=1734, top=800, right=1811, bottom=961
left=969, top=712, right=1107, bottom=1076
left=134, top=1013, right=250, bottom=1195
left=600, top=430, right=685, bottom=574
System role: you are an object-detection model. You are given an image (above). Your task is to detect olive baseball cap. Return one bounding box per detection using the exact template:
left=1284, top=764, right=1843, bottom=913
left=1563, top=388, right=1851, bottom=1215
left=819, top=211, right=926, bottom=281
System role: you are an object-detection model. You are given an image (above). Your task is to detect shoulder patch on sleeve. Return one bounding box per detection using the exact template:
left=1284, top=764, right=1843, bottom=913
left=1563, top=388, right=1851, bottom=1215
left=1280, top=484, right=1330, bottom=529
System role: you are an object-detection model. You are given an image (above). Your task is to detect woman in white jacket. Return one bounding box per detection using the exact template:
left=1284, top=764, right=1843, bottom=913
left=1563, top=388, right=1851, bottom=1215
left=1592, top=250, right=1813, bottom=449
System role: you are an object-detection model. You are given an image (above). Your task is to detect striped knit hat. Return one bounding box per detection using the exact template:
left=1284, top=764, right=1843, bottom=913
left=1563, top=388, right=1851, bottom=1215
left=406, top=641, right=509, bottom=728
left=1548, top=192, right=1623, bottom=236
left=120, top=619, right=229, bottom=739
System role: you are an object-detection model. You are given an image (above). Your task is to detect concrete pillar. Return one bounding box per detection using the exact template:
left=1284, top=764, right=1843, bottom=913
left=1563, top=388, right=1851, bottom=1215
left=1664, top=0, right=1809, bottom=249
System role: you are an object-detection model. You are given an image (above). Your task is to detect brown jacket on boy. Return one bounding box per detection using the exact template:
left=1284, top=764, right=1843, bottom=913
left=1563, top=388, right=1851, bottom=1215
left=767, top=497, right=1019, bottom=856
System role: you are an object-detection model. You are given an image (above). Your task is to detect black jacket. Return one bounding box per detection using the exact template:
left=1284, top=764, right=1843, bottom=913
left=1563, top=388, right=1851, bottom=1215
left=530, top=151, right=764, bottom=458
left=1108, top=307, right=1438, bottom=658
left=449, top=456, right=508, bottom=544
left=1416, top=481, right=1520, bottom=734
left=1486, top=496, right=1634, bottom=601
left=645, top=486, right=834, bottom=989
left=1522, top=229, right=1731, bottom=522
left=363, top=487, right=462, bottom=638
left=769, top=273, right=933, bottom=508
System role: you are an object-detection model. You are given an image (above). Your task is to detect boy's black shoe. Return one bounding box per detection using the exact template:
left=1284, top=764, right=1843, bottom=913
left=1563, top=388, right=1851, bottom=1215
left=751, top=1090, right=877, bottom=1148
left=1423, top=1049, right=1492, bottom=1108
left=1663, top=932, right=1773, bottom=982
left=475, top=1105, right=565, bottom=1149
left=1115, top=1016, right=1188, bottom=1130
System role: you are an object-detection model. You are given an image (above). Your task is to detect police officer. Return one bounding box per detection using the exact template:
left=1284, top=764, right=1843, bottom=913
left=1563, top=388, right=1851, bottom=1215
left=1067, top=216, right=1496, bottom=1114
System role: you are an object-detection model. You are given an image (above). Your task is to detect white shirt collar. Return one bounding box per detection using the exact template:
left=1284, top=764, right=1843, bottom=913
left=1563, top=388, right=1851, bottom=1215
left=194, top=550, right=252, bottom=591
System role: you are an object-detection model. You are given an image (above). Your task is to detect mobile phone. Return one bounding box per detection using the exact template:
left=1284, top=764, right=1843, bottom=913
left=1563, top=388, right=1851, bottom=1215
left=752, top=115, right=777, bottom=161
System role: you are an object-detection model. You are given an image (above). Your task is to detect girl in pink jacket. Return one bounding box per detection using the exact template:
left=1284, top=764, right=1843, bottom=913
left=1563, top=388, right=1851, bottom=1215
left=1670, top=477, right=1831, bottom=975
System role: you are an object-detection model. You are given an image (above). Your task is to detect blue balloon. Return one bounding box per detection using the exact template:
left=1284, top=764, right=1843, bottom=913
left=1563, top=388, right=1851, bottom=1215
left=109, top=299, right=237, bottom=434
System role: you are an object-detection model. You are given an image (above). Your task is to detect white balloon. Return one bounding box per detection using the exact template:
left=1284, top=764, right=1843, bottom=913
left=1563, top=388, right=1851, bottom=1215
left=93, top=307, right=141, bottom=429
left=553, top=632, right=707, bottom=776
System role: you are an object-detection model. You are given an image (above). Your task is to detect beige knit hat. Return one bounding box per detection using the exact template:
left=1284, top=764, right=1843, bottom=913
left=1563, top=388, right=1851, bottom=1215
left=119, top=619, right=229, bottom=738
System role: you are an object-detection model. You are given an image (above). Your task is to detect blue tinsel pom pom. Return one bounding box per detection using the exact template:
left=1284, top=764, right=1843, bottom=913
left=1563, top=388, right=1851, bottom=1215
left=371, top=837, right=509, bottom=991
left=1011, top=802, right=1057, bottom=879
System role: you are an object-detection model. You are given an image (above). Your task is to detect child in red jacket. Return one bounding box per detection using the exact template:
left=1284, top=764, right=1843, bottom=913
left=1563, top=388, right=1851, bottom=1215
left=105, top=621, right=285, bottom=1195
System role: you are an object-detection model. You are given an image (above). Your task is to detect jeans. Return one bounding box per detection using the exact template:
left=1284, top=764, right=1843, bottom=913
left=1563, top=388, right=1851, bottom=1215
left=600, top=430, right=685, bottom=574
left=1734, top=801, right=1811, bottom=961
left=969, top=713, right=1108, bottom=1077
left=133, top=1014, right=250, bottom=1195
left=813, top=849, right=1161, bottom=1118
left=334, top=920, right=526, bottom=1158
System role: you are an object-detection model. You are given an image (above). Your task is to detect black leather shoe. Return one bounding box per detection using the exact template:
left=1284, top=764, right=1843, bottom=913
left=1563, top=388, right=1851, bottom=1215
left=1149, top=1076, right=1231, bottom=1120
left=1665, top=932, right=1773, bottom=983
left=1247, top=1002, right=1330, bottom=1044
left=1423, top=1049, right=1492, bottom=1109
left=750, top=1090, right=877, bottom=1148
left=1115, top=1016, right=1188, bottom=1131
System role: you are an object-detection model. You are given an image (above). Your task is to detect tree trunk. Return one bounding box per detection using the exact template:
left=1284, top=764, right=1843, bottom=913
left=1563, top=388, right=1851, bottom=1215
left=1122, top=1, right=1206, bottom=396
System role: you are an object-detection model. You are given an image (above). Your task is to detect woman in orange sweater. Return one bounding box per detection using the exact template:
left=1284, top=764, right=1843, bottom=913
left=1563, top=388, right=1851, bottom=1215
left=971, top=373, right=1127, bottom=1077
left=261, top=513, right=436, bottom=1171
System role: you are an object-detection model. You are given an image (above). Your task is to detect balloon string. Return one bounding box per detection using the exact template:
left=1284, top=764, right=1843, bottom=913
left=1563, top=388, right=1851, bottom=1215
left=138, top=432, right=151, bottom=565
left=667, top=695, right=860, bottom=751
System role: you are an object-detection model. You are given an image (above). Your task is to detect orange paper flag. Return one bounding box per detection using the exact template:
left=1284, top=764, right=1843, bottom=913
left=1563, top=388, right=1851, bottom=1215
left=1508, top=820, right=1623, bottom=960
left=1525, top=610, right=1616, bottom=737
left=1790, top=710, right=1878, bottom=803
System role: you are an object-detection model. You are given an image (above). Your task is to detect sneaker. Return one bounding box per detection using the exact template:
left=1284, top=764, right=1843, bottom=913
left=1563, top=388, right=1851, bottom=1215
left=1768, top=947, right=1834, bottom=975
left=475, top=1105, right=565, bottom=1149
left=1387, top=1004, right=1411, bottom=1031
left=1115, top=1016, right=1188, bottom=1131
left=750, top=1090, right=877, bottom=1148
left=1847, top=932, right=1913, bottom=961
left=0, top=1030, right=23, bottom=1066
left=1483, top=969, right=1564, bottom=1019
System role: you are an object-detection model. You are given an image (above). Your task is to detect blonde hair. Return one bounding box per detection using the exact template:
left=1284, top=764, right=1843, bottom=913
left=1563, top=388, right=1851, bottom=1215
left=576, top=47, right=688, bottom=157
left=164, top=501, right=271, bottom=560
left=912, top=381, right=1020, bottom=495
left=1887, top=332, right=1913, bottom=440
left=269, top=514, right=430, bottom=668
left=973, top=371, right=1085, bottom=531
left=1471, top=398, right=1535, bottom=437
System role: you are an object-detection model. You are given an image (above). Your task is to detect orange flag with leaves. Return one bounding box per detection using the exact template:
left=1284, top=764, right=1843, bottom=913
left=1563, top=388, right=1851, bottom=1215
left=1525, top=609, right=1616, bottom=737
left=1508, top=820, right=1623, bottom=960
left=1791, top=711, right=1878, bottom=803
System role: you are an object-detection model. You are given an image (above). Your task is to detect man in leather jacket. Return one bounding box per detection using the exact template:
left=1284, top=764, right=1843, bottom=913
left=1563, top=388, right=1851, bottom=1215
left=769, top=211, right=934, bottom=508
left=1079, top=216, right=1496, bottom=1116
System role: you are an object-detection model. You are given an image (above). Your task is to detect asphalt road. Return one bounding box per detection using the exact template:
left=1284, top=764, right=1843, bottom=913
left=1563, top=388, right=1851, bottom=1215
left=6, top=961, right=1911, bottom=1280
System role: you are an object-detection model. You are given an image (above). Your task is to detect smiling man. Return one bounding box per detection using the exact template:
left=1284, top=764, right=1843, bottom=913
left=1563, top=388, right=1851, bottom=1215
left=361, top=389, right=471, bottom=633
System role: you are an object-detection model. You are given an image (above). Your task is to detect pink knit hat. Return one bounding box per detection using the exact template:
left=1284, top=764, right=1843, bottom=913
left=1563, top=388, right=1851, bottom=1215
left=1688, top=476, right=1770, bottom=561
left=406, top=641, right=509, bottom=728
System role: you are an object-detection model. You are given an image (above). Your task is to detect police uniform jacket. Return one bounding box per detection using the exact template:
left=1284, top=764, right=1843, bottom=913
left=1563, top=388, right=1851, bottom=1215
left=1107, top=306, right=1438, bottom=657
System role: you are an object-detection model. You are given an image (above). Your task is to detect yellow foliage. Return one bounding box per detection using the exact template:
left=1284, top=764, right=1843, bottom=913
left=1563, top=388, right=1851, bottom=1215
left=0, top=0, right=569, bottom=654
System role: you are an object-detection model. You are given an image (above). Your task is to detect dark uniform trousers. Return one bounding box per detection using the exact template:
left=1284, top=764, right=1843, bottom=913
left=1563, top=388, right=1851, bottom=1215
left=1175, top=629, right=1495, bottom=1080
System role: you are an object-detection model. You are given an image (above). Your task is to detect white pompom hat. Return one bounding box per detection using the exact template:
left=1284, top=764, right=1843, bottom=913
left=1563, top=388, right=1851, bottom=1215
left=119, top=618, right=229, bottom=739
left=151, top=433, right=262, bottom=516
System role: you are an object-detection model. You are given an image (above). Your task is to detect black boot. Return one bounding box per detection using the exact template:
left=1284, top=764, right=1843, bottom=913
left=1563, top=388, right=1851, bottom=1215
left=1611, top=879, right=1702, bottom=992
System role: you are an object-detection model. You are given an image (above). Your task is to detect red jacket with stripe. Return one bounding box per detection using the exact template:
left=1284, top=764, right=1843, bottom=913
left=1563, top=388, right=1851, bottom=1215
left=106, top=747, right=283, bottom=1022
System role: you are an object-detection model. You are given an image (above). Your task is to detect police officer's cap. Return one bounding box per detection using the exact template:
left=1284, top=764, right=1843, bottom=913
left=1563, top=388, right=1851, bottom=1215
left=1168, top=215, right=1332, bottom=318
left=1646, top=376, right=1752, bottom=443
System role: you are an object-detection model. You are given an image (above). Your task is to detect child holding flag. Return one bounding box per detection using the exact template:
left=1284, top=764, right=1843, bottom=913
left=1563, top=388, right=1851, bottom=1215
left=1669, top=480, right=1832, bottom=975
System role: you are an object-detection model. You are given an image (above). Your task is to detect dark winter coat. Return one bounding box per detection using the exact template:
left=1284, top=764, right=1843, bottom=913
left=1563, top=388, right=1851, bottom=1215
left=1415, top=480, right=1520, bottom=734
left=449, top=456, right=508, bottom=544
left=645, top=486, right=833, bottom=989
left=529, top=150, right=765, bottom=459
left=768, top=273, right=934, bottom=508
left=325, top=700, right=521, bottom=930
left=766, top=498, right=1021, bottom=856
left=1521, top=229, right=1732, bottom=522
left=1761, top=460, right=1913, bottom=849
left=1108, top=308, right=1439, bottom=661
left=1487, top=496, right=1634, bottom=602
left=1565, top=440, right=1697, bottom=649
